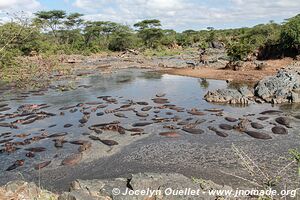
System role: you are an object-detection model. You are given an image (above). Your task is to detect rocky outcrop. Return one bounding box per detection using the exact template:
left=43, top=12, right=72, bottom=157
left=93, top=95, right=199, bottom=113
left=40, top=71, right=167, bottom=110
left=255, top=68, right=300, bottom=103
left=0, top=180, right=58, bottom=200
left=0, top=173, right=234, bottom=200
left=204, top=87, right=253, bottom=104
left=204, top=66, right=300, bottom=104
left=58, top=173, right=233, bottom=200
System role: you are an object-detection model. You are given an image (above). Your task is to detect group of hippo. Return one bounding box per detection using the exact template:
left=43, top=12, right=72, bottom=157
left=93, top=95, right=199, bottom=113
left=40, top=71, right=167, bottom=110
left=0, top=89, right=295, bottom=173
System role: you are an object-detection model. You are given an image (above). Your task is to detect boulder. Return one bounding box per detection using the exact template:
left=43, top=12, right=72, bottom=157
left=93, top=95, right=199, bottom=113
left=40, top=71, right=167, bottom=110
left=0, top=181, right=57, bottom=200
left=291, top=90, right=300, bottom=103
left=204, top=87, right=253, bottom=104
left=255, top=68, right=300, bottom=103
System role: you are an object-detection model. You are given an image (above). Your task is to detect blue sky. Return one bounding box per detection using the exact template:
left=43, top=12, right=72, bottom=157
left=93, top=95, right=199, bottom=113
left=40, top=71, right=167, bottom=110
left=1, top=0, right=300, bottom=31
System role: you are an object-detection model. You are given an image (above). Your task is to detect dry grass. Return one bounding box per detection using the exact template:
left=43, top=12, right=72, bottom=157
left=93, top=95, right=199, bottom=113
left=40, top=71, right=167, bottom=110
left=0, top=55, right=73, bottom=88
left=219, top=144, right=299, bottom=199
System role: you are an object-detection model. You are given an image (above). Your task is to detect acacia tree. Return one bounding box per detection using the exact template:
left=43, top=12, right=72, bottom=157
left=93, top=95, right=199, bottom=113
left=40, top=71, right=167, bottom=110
left=134, top=19, right=163, bottom=48
left=160, top=29, right=177, bottom=47
left=63, top=13, right=84, bottom=49
left=65, top=13, right=84, bottom=30
left=0, top=13, right=39, bottom=67
left=84, top=21, right=119, bottom=48
left=108, top=25, right=135, bottom=51
left=34, top=10, right=66, bottom=39
left=177, top=30, right=200, bottom=47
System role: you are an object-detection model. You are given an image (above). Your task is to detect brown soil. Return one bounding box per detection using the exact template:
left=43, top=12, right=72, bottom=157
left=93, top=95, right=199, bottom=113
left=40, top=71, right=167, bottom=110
left=163, top=58, right=294, bottom=84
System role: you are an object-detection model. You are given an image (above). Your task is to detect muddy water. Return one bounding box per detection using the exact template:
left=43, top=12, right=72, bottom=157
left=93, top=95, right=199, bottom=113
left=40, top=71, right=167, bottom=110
left=0, top=68, right=299, bottom=190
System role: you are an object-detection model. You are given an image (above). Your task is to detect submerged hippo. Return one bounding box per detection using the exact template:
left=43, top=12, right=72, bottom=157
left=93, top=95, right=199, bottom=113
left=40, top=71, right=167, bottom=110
left=244, top=131, right=272, bottom=139
left=62, top=153, right=82, bottom=166
left=132, top=122, right=153, bottom=127
left=275, top=117, right=291, bottom=128
left=219, top=124, right=233, bottom=130
left=208, top=126, right=228, bottom=137
left=159, top=131, right=180, bottom=137
left=6, top=160, right=25, bottom=171
left=250, top=122, right=264, bottom=130
left=271, top=126, right=288, bottom=135
left=260, top=110, right=283, bottom=115
left=34, top=160, right=51, bottom=170
left=225, top=117, right=238, bottom=122
left=141, top=106, right=152, bottom=111
left=182, top=127, right=204, bottom=134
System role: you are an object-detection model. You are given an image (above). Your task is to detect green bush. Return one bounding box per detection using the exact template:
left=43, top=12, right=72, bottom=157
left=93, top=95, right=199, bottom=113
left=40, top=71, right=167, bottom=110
left=226, top=40, right=253, bottom=61
left=1, top=10, right=300, bottom=67
left=281, top=14, right=300, bottom=49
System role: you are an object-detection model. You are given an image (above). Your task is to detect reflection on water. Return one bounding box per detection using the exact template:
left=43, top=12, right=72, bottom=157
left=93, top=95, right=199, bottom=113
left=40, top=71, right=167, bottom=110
left=139, top=71, right=163, bottom=79
left=198, top=78, right=209, bottom=89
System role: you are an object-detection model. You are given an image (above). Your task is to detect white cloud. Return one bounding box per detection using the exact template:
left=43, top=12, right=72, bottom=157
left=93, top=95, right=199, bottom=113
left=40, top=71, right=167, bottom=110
left=73, top=0, right=300, bottom=30
left=0, top=0, right=40, bottom=24
left=0, top=0, right=40, bottom=10
left=73, top=0, right=108, bottom=11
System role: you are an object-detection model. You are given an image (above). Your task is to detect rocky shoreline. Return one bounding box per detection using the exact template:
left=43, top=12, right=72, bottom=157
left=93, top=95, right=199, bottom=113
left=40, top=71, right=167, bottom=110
left=0, top=173, right=253, bottom=200
left=204, top=64, right=300, bottom=105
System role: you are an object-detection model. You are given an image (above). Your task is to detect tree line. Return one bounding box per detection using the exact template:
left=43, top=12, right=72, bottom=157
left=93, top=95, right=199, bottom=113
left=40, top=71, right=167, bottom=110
left=0, top=10, right=300, bottom=67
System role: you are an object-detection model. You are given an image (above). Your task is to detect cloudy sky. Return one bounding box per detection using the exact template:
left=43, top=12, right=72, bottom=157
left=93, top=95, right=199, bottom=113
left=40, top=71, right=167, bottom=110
left=0, top=0, right=300, bottom=31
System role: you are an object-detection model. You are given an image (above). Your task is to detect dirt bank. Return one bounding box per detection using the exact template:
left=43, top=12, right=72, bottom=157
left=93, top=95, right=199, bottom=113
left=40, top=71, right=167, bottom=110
left=163, top=58, right=294, bottom=84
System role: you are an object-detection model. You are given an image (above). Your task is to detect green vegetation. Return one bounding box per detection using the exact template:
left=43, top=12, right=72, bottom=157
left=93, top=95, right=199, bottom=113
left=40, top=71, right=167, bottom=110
left=281, top=14, right=300, bottom=49
left=1, top=10, right=300, bottom=69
